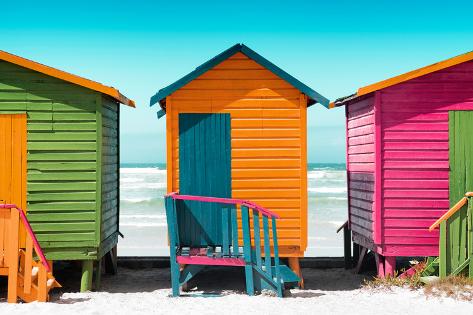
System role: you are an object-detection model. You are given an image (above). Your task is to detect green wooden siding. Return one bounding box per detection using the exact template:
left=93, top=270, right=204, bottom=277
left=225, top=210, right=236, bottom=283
left=99, top=95, right=119, bottom=256
left=0, top=60, right=118, bottom=260
left=447, top=111, right=473, bottom=274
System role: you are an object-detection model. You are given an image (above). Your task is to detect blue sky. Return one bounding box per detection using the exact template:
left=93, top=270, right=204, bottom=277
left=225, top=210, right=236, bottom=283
left=2, top=1, right=472, bottom=163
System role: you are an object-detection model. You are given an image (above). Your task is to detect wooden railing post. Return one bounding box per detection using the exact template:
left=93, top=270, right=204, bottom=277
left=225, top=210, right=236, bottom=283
left=24, top=237, right=33, bottom=294
left=222, top=207, right=230, bottom=257
left=468, top=197, right=473, bottom=278
left=262, top=216, right=272, bottom=277
left=38, top=264, right=48, bottom=301
left=231, top=206, right=239, bottom=257
left=241, top=205, right=254, bottom=296
left=271, top=217, right=283, bottom=297
left=164, top=197, right=180, bottom=297
left=439, top=221, right=448, bottom=278
left=7, top=208, right=19, bottom=303
left=252, top=210, right=262, bottom=269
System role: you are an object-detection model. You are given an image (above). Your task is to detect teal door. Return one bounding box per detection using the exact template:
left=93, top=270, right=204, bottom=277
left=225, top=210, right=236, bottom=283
left=178, top=113, right=231, bottom=247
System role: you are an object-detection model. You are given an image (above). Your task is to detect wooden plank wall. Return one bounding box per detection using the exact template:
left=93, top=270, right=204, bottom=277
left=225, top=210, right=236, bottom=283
left=100, top=96, right=119, bottom=255
left=167, top=52, right=307, bottom=256
left=380, top=60, right=473, bottom=256
left=0, top=60, right=100, bottom=260
left=346, top=96, right=376, bottom=247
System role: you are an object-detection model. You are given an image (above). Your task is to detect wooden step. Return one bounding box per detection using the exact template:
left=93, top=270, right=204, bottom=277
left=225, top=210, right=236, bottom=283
left=47, top=278, right=56, bottom=289
left=271, top=264, right=300, bottom=284
left=31, top=266, right=39, bottom=280
left=16, top=263, right=61, bottom=302
left=16, top=272, right=39, bottom=303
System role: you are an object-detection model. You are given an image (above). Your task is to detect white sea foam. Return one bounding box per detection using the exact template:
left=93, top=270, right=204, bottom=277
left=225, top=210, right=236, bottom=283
left=307, top=170, right=346, bottom=180
left=308, top=187, right=347, bottom=194
left=121, top=214, right=166, bottom=220
left=307, top=171, right=325, bottom=179
left=120, top=168, right=166, bottom=175
left=120, top=223, right=167, bottom=228
left=120, top=182, right=167, bottom=190
left=121, top=197, right=155, bottom=203
left=120, top=178, right=144, bottom=183
left=327, top=220, right=345, bottom=227
left=119, top=245, right=165, bottom=249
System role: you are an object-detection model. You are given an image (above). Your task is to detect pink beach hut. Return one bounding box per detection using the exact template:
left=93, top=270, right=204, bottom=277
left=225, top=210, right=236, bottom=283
left=331, top=51, right=473, bottom=276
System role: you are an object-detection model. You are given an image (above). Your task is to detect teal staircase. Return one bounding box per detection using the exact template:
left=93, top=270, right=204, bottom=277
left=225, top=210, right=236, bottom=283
left=164, top=193, right=300, bottom=297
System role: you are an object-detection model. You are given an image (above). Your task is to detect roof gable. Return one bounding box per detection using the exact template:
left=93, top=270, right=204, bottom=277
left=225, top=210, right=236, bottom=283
left=331, top=50, right=473, bottom=108
left=150, top=44, right=329, bottom=109
left=0, top=50, right=135, bottom=107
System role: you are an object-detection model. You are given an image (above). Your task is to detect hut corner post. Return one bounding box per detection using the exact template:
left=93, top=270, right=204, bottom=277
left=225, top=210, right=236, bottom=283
left=373, top=91, right=396, bottom=277
left=289, top=94, right=308, bottom=289
left=80, top=94, right=103, bottom=293
left=166, top=97, right=173, bottom=194
left=344, top=101, right=354, bottom=269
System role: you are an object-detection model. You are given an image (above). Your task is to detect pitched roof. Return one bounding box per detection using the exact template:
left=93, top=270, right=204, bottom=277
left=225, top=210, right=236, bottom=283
left=150, top=43, right=329, bottom=109
left=330, top=50, right=473, bottom=108
left=0, top=50, right=135, bottom=107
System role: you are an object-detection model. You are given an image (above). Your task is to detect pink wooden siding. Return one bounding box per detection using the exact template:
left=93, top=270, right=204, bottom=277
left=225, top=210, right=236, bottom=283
left=379, top=60, right=473, bottom=256
left=346, top=96, right=375, bottom=246
left=347, top=96, right=375, bottom=172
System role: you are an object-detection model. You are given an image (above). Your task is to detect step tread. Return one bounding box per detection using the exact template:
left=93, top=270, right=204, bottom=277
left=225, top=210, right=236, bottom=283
left=271, top=265, right=300, bottom=284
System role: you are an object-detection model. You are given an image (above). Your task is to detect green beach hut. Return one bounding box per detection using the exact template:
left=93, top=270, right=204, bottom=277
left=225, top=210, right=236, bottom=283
left=0, top=50, right=134, bottom=292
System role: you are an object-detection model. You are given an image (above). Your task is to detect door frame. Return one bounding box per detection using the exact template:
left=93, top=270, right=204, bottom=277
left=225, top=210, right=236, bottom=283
left=447, top=110, right=473, bottom=273
left=0, top=114, right=27, bottom=246
left=177, top=113, right=232, bottom=246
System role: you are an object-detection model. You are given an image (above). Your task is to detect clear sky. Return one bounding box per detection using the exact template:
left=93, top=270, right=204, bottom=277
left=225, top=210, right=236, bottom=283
left=2, top=1, right=472, bottom=163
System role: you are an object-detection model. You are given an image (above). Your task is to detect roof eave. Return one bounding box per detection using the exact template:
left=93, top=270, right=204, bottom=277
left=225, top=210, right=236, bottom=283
left=117, top=93, right=136, bottom=108
left=342, top=50, right=473, bottom=104
left=150, top=43, right=330, bottom=109
left=0, top=50, right=135, bottom=108
left=329, top=92, right=376, bottom=108
left=149, top=44, right=243, bottom=107
left=240, top=44, right=330, bottom=108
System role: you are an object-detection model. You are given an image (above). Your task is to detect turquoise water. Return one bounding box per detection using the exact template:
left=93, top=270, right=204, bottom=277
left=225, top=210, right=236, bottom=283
left=118, top=163, right=347, bottom=257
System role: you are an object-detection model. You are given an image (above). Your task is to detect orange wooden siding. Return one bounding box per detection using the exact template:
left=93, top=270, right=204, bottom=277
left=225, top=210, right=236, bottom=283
left=166, top=52, right=308, bottom=256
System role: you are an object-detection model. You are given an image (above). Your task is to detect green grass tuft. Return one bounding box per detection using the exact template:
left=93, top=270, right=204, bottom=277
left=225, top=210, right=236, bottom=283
left=363, top=270, right=423, bottom=290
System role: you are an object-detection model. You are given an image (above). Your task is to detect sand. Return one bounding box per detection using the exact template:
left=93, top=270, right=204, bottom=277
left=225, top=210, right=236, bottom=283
left=0, top=267, right=471, bottom=315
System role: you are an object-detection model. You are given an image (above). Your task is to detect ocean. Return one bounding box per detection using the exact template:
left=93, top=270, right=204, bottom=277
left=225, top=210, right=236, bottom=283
left=119, top=163, right=347, bottom=257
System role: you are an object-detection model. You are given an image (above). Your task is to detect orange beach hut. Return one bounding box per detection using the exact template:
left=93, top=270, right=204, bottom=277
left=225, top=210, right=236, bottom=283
left=150, top=44, right=329, bottom=277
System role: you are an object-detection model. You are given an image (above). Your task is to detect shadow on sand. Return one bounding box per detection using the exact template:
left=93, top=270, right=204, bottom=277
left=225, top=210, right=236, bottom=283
left=32, top=262, right=375, bottom=302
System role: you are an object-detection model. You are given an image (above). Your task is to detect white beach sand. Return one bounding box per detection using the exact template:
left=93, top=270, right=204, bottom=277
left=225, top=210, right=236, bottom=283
left=1, top=267, right=472, bottom=315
